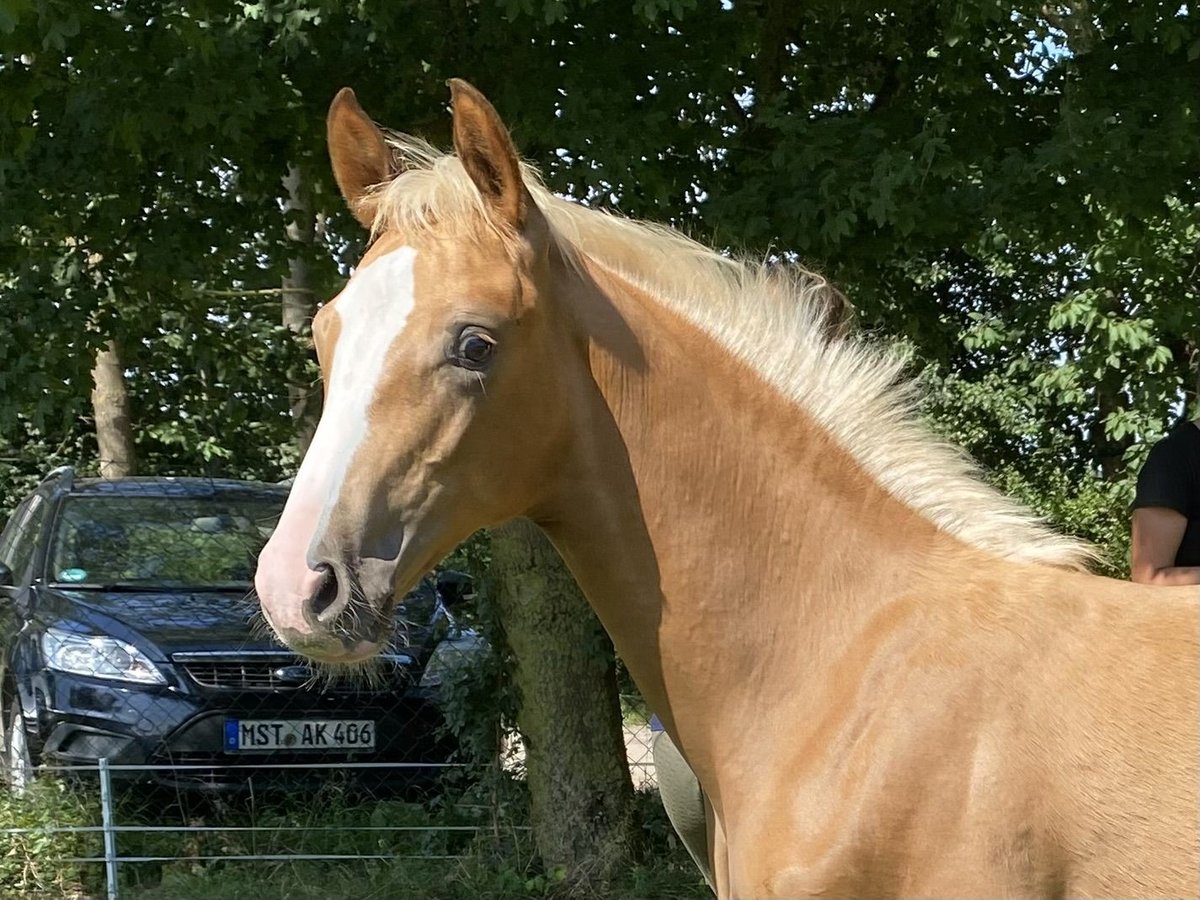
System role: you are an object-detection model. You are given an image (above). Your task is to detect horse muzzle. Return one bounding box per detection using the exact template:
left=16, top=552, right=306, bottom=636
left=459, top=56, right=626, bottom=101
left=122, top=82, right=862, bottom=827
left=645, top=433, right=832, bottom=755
left=256, top=558, right=392, bottom=664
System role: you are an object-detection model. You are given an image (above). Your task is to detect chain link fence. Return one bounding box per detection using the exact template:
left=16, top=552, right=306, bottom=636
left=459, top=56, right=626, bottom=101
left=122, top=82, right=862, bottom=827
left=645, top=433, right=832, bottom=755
left=0, top=475, right=662, bottom=899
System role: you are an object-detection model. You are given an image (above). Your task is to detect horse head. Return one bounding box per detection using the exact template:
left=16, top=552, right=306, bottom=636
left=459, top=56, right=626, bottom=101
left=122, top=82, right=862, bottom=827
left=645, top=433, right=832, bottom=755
left=255, top=82, right=574, bottom=662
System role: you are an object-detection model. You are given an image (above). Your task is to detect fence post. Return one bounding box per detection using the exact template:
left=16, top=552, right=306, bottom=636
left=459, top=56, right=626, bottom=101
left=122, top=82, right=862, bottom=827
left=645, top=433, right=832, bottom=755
left=98, top=758, right=119, bottom=900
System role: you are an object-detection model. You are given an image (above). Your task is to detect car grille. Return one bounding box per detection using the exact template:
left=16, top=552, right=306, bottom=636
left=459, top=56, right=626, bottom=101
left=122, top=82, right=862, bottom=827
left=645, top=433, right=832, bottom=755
left=176, top=655, right=411, bottom=693
left=182, top=659, right=302, bottom=691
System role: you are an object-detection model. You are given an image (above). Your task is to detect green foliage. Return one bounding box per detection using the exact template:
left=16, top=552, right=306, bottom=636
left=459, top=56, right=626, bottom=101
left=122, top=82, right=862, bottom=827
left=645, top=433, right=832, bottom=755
left=0, top=1, right=352, bottom=499
left=0, top=422, right=90, bottom=519
left=0, top=775, right=704, bottom=900
left=0, top=778, right=101, bottom=898
left=921, top=363, right=1135, bottom=575
left=4, top=5, right=1190, bottom=894
left=3, top=0, right=1195, bottom=549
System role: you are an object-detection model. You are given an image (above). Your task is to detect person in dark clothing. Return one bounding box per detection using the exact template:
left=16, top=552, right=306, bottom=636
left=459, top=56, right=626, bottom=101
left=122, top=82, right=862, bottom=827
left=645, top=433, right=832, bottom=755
left=1131, top=376, right=1200, bottom=585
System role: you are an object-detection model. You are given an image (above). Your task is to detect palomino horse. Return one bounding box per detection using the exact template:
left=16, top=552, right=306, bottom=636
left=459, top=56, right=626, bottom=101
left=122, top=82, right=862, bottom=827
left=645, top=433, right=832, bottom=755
left=255, top=80, right=1199, bottom=898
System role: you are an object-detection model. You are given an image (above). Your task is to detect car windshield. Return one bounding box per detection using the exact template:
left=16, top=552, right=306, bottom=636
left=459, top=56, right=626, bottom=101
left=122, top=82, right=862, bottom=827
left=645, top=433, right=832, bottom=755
left=47, top=492, right=285, bottom=589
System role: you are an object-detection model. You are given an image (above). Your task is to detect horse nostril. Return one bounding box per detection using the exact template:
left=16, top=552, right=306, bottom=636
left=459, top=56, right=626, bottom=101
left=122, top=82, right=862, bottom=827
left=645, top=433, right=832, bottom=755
left=306, top=564, right=341, bottom=623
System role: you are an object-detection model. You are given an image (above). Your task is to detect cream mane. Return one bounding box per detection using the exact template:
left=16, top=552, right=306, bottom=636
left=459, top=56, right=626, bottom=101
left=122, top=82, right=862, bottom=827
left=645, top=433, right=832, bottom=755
left=368, top=134, right=1095, bottom=571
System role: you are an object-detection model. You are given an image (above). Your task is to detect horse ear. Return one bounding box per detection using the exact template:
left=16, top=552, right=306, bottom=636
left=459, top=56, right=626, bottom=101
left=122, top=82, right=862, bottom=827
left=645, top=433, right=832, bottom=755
left=448, top=79, right=526, bottom=230
left=327, top=87, right=395, bottom=230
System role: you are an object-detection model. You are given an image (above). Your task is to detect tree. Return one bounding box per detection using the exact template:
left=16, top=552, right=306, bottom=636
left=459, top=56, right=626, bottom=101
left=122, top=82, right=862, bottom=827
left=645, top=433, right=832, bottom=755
left=0, top=2, right=654, bottom=883
left=0, top=3, right=305, bottom=482
left=90, top=339, right=136, bottom=478
left=490, top=0, right=1198, bottom=567
left=2, top=0, right=1195, bottom=883
left=281, top=164, right=322, bottom=454
left=489, top=522, right=641, bottom=885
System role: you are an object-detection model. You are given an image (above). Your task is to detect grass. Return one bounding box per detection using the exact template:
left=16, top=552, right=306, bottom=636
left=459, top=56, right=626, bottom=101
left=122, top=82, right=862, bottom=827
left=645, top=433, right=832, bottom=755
left=0, top=778, right=103, bottom=899
left=127, top=850, right=707, bottom=900
left=1, top=774, right=709, bottom=900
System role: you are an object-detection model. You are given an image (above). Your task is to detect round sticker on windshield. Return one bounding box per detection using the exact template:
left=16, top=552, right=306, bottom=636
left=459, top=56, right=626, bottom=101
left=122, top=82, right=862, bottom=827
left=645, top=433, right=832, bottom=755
left=58, top=568, right=88, bottom=583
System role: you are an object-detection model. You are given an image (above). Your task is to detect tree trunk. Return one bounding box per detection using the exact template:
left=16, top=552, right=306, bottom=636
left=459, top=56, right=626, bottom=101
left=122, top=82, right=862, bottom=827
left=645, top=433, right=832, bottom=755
left=91, top=338, right=136, bottom=479
left=489, top=520, right=641, bottom=884
left=282, top=163, right=320, bottom=453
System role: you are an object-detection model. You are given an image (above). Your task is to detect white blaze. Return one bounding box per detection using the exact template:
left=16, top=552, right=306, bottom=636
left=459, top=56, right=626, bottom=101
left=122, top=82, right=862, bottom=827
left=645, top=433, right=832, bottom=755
left=255, top=247, right=417, bottom=633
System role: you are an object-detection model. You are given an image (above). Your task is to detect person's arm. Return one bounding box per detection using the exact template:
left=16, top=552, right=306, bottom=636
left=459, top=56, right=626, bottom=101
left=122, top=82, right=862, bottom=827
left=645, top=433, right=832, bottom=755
left=1130, top=507, right=1200, bottom=585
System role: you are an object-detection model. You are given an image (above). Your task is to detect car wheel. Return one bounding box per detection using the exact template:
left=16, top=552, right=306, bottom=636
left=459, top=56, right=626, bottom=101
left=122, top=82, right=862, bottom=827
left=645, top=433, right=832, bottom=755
left=3, top=702, right=34, bottom=797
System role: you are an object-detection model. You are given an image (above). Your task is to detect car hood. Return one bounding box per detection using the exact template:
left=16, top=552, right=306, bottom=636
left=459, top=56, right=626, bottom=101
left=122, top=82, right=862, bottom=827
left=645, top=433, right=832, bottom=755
left=36, top=587, right=433, bottom=659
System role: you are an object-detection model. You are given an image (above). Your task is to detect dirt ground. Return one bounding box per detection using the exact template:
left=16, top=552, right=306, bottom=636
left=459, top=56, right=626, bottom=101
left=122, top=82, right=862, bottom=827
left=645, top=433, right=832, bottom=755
left=503, top=723, right=658, bottom=790
left=624, top=722, right=657, bottom=789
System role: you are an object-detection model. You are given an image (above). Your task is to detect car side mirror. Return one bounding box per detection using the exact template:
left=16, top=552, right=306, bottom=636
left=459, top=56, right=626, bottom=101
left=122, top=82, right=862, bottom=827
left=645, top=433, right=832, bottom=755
left=435, top=570, right=475, bottom=608
left=0, top=562, right=13, bottom=588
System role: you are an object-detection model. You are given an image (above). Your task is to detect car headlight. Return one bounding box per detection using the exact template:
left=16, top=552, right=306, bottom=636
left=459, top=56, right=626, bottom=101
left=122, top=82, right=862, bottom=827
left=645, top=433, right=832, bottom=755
left=41, top=628, right=166, bottom=685
left=419, top=631, right=487, bottom=689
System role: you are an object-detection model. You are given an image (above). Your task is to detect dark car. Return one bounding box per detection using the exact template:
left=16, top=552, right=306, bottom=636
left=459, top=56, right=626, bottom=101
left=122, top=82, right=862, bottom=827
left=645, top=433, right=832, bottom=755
left=0, top=468, right=479, bottom=793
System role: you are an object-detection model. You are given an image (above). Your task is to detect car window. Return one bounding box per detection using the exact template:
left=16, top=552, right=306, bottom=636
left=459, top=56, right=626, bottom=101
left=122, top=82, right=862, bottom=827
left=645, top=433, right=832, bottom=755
left=3, top=496, right=47, bottom=586
left=47, top=492, right=285, bottom=589
left=0, top=496, right=32, bottom=568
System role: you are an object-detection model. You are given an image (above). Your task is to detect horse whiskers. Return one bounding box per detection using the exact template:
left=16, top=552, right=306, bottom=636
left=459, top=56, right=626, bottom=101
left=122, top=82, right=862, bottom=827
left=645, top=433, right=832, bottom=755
left=306, top=653, right=390, bottom=692
left=245, top=608, right=281, bottom=645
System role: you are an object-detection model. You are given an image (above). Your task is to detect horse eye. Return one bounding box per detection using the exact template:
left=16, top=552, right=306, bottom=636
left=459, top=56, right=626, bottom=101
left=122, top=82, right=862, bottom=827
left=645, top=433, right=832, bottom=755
left=455, top=329, right=496, bottom=369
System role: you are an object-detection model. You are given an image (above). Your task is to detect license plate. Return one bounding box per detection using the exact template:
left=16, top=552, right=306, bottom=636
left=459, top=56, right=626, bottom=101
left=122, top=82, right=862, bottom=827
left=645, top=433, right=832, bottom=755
left=224, top=719, right=376, bottom=751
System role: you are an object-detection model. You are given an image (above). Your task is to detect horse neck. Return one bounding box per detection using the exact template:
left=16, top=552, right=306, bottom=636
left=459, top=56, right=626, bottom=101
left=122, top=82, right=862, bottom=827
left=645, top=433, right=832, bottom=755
left=536, top=256, right=962, bottom=788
